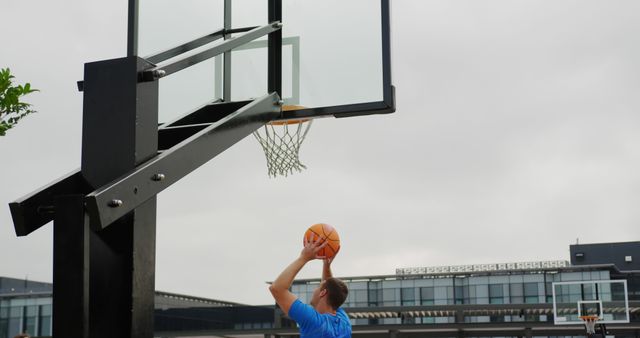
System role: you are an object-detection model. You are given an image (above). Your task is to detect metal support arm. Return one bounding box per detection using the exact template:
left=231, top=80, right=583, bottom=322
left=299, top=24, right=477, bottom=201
left=85, top=93, right=281, bottom=230
left=9, top=170, right=90, bottom=236
left=148, top=23, right=281, bottom=78
left=146, top=26, right=258, bottom=65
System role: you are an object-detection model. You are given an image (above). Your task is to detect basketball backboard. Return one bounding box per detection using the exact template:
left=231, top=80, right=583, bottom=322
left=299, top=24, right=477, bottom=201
left=552, top=280, right=630, bottom=325
left=135, top=0, right=394, bottom=124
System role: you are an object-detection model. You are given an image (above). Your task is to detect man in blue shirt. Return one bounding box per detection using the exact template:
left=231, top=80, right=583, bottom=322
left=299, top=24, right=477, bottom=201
left=269, top=235, right=352, bottom=338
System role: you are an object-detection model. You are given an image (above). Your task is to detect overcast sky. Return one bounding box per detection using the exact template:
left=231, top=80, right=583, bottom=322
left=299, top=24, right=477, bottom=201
left=1, top=0, right=639, bottom=306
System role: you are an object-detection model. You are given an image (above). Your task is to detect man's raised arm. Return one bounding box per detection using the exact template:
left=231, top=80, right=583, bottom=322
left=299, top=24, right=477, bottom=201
left=322, top=258, right=333, bottom=281
left=269, top=235, right=327, bottom=314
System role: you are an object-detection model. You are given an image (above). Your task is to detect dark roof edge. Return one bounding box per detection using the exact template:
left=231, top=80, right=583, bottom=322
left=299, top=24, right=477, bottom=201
left=570, top=241, right=640, bottom=246
left=0, top=276, right=52, bottom=285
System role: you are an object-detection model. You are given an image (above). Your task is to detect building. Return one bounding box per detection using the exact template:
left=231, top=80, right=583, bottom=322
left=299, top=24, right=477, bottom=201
left=570, top=241, right=640, bottom=301
left=0, top=277, right=269, bottom=338
left=2, top=241, right=638, bottom=338
left=0, top=277, right=52, bottom=338
left=280, top=242, right=639, bottom=337
left=286, top=261, right=638, bottom=336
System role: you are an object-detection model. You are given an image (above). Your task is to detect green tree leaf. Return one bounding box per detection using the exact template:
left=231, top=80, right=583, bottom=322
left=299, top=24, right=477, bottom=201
left=0, top=68, right=38, bottom=136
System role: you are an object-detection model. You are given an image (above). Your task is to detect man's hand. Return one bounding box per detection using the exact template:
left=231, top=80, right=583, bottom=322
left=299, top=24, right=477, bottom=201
left=300, top=234, right=328, bottom=262
left=323, top=245, right=339, bottom=266
left=322, top=246, right=339, bottom=281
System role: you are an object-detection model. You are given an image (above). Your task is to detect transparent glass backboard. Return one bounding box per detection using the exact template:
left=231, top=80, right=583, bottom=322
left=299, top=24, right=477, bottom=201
left=138, top=0, right=225, bottom=123
left=138, top=0, right=225, bottom=57
left=135, top=0, right=393, bottom=124
left=552, top=280, right=629, bottom=324
left=279, top=0, right=385, bottom=108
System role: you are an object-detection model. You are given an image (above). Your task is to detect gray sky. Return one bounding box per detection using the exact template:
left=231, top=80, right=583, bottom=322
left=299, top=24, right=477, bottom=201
left=1, top=0, right=639, bottom=305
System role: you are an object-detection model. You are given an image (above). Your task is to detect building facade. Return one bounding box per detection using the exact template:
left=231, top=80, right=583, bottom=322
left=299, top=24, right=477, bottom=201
left=281, top=242, right=639, bottom=337
left=292, top=261, right=618, bottom=325
left=571, top=241, right=640, bottom=301
left=0, top=278, right=254, bottom=338
left=2, top=241, right=638, bottom=338
left=0, top=277, right=52, bottom=338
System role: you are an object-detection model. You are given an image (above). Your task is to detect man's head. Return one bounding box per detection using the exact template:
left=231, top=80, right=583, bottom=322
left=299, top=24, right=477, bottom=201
left=310, top=277, right=349, bottom=310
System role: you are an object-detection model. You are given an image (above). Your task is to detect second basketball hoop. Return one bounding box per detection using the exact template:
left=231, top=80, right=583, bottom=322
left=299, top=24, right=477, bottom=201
left=253, top=105, right=313, bottom=177
left=580, top=315, right=600, bottom=336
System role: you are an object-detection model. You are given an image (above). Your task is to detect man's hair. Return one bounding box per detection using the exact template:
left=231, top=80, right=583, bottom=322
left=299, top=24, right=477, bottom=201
left=323, top=277, right=348, bottom=309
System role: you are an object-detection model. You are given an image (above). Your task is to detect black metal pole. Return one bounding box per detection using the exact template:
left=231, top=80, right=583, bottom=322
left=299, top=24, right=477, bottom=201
left=79, top=56, right=158, bottom=338
left=53, top=195, right=89, bottom=338
left=268, top=0, right=282, bottom=97
left=127, top=0, right=139, bottom=56
left=224, top=0, right=232, bottom=101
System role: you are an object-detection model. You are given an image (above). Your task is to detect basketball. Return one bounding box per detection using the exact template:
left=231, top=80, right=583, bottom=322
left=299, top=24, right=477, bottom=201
left=303, top=223, right=341, bottom=259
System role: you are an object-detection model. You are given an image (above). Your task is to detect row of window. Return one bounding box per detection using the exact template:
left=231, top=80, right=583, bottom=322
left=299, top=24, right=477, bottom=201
left=0, top=303, right=51, bottom=338
left=290, top=271, right=612, bottom=307
left=554, top=283, right=626, bottom=303
left=336, top=271, right=610, bottom=291
left=332, top=282, right=551, bottom=307
left=352, top=315, right=551, bottom=326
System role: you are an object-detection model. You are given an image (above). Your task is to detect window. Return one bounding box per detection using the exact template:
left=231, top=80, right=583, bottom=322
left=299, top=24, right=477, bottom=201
left=524, top=314, right=539, bottom=321
left=421, top=317, right=435, bottom=324
left=474, top=285, right=489, bottom=304
left=611, top=282, right=627, bottom=301
left=0, top=306, right=7, bottom=338
left=434, top=286, right=453, bottom=305
left=454, top=286, right=465, bottom=304
left=545, top=282, right=553, bottom=303
left=38, top=305, right=52, bottom=337
left=510, top=283, right=524, bottom=304
left=401, top=315, right=415, bottom=324
left=420, top=287, right=434, bottom=305
left=401, top=288, right=415, bottom=306
left=489, top=284, right=504, bottom=304
left=524, top=282, right=539, bottom=303
left=8, top=307, right=21, bottom=338
left=354, top=290, right=368, bottom=307
left=354, top=318, right=369, bottom=325
left=382, top=288, right=397, bottom=306
left=368, top=288, right=379, bottom=306
left=0, top=319, right=8, bottom=338
left=24, top=306, right=37, bottom=336
left=446, top=286, right=455, bottom=305
left=489, top=315, right=505, bottom=322
left=583, top=283, right=597, bottom=300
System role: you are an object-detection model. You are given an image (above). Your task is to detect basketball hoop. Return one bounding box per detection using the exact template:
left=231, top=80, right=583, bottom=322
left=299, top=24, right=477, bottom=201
left=253, top=105, right=312, bottom=177
left=580, top=315, right=600, bottom=335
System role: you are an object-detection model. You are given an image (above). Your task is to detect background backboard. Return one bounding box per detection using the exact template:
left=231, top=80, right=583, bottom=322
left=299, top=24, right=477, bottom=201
left=552, top=280, right=630, bottom=325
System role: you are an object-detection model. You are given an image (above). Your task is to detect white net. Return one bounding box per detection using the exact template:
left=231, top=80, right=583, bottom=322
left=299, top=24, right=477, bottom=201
left=580, top=316, right=599, bottom=335
left=253, top=118, right=313, bottom=177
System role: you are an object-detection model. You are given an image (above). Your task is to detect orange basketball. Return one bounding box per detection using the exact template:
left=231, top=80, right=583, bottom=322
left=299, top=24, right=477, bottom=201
left=303, top=223, right=341, bottom=259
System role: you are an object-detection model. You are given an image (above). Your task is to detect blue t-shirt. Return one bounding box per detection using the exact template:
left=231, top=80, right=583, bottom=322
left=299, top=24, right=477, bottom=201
left=288, top=299, right=352, bottom=338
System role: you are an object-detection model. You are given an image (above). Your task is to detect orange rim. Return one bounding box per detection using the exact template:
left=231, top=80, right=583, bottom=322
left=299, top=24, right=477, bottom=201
left=282, top=105, right=307, bottom=112
left=268, top=118, right=311, bottom=126
left=267, top=105, right=310, bottom=125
